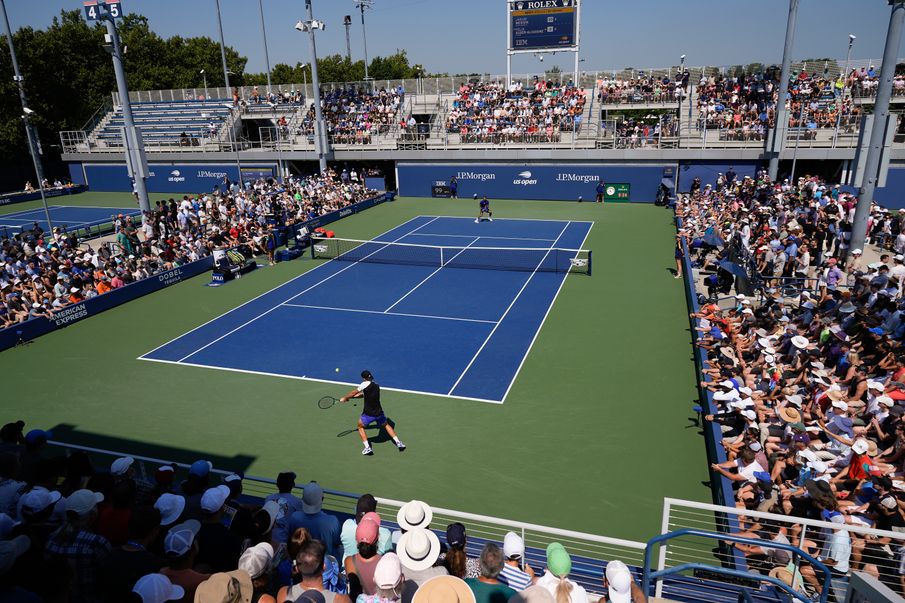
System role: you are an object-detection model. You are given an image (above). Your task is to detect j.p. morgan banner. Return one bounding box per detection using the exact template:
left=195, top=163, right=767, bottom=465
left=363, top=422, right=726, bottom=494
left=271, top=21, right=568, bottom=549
left=397, top=163, right=666, bottom=202
left=80, top=163, right=276, bottom=193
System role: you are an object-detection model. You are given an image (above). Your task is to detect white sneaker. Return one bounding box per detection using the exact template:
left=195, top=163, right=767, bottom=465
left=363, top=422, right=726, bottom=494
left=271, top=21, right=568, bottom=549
left=488, top=218, right=493, bottom=222
left=362, top=446, right=373, bottom=456
left=396, top=441, right=406, bottom=452
left=474, top=219, right=479, bottom=223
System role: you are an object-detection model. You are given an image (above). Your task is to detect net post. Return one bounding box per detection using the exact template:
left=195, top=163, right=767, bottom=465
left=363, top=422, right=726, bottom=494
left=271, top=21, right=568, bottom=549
left=588, top=250, right=592, bottom=276
left=310, top=235, right=316, bottom=259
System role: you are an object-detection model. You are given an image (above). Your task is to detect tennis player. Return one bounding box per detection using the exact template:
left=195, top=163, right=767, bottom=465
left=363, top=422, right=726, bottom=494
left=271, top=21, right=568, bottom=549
left=475, top=194, right=493, bottom=223
left=340, top=370, right=406, bottom=455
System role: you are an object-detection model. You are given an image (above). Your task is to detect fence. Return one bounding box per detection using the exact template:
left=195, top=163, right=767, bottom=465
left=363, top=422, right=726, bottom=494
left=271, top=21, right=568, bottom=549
left=660, top=498, right=905, bottom=600
left=43, top=439, right=647, bottom=600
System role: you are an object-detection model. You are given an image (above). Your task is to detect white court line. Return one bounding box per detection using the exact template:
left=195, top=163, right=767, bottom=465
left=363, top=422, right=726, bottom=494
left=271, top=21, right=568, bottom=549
left=499, top=222, right=594, bottom=403
left=138, top=215, right=426, bottom=359
left=139, top=357, right=504, bottom=404
left=281, top=303, right=497, bottom=325
left=402, top=232, right=557, bottom=243
left=421, top=215, right=594, bottom=225
left=174, top=217, right=441, bottom=362
left=382, top=236, right=480, bottom=314
left=446, top=221, right=572, bottom=396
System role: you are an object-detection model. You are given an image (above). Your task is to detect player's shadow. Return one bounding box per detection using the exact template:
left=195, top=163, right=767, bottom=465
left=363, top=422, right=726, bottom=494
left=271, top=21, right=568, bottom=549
left=336, top=419, right=398, bottom=443
left=366, top=419, right=397, bottom=445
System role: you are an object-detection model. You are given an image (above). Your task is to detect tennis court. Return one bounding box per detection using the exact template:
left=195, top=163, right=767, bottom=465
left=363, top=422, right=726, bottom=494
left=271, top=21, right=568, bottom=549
left=140, top=215, right=593, bottom=403
left=0, top=204, right=141, bottom=235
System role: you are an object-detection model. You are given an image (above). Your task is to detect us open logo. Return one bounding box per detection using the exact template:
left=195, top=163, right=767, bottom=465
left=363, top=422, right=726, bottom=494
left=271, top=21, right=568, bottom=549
left=513, top=170, right=538, bottom=186
left=167, top=169, right=186, bottom=183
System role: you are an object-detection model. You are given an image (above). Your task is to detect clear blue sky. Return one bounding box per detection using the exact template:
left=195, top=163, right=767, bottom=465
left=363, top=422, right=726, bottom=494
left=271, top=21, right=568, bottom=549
left=4, top=0, right=904, bottom=76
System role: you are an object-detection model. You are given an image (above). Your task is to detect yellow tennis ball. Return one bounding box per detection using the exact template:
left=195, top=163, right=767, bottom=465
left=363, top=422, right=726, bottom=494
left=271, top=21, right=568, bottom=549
left=335, top=368, right=340, bottom=372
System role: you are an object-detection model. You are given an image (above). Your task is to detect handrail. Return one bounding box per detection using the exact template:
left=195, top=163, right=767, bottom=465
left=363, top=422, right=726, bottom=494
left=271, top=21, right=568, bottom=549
left=643, top=528, right=833, bottom=603
left=46, top=439, right=647, bottom=551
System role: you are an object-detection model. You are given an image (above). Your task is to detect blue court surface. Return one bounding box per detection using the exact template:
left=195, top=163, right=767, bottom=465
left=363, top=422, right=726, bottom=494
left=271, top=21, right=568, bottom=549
left=0, top=205, right=141, bottom=235
left=140, top=216, right=593, bottom=403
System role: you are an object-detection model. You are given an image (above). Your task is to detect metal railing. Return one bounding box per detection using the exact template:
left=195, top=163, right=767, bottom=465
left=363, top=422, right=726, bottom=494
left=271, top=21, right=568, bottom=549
left=44, top=438, right=647, bottom=600
left=660, top=498, right=905, bottom=600
left=645, top=528, right=833, bottom=603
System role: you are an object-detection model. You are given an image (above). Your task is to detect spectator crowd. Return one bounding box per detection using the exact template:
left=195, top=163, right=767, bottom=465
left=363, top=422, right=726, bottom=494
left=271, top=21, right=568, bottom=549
left=0, top=433, right=645, bottom=602
left=0, top=170, right=376, bottom=330
left=679, top=168, right=905, bottom=599
left=445, top=80, right=587, bottom=144
left=298, top=87, right=404, bottom=145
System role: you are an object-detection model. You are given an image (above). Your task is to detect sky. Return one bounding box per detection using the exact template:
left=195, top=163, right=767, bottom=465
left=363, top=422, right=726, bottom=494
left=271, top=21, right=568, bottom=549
left=4, top=0, right=904, bottom=78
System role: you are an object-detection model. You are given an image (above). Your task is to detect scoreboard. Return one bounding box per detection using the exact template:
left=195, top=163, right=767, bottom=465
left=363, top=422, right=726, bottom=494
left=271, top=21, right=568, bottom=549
left=509, top=0, right=578, bottom=52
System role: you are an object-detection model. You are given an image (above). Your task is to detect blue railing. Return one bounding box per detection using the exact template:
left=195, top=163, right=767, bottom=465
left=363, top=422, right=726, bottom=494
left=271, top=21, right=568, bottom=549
left=676, top=216, right=745, bottom=570
left=643, top=528, right=833, bottom=603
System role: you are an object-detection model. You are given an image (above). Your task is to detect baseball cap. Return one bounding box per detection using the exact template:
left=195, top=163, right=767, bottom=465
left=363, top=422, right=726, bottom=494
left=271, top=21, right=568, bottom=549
left=373, top=552, right=403, bottom=589
left=110, top=456, right=134, bottom=477
left=154, top=493, right=185, bottom=525
left=238, top=542, right=274, bottom=579
left=188, top=460, right=212, bottom=478
left=445, top=522, right=466, bottom=548
left=792, top=433, right=811, bottom=444
left=200, top=485, right=230, bottom=513
left=155, top=464, right=176, bottom=484
left=301, top=481, right=324, bottom=514
left=503, top=531, right=525, bottom=560
left=20, top=488, right=62, bottom=515
left=164, top=519, right=201, bottom=557
left=357, top=513, right=381, bottom=545
left=132, top=573, right=184, bottom=603
left=296, top=591, right=326, bottom=603
left=546, top=542, right=571, bottom=577
left=24, top=429, right=51, bottom=445
left=223, top=473, right=243, bottom=485
left=255, top=500, right=280, bottom=534
left=194, top=570, right=252, bottom=603
left=65, top=489, right=103, bottom=516
left=852, top=439, right=870, bottom=455
left=605, top=560, right=633, bottom=603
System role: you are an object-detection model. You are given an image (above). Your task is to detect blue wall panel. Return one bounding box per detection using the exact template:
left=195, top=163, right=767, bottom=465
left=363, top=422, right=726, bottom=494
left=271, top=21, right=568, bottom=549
left=397, top=163, right=669, bottom=202
left=677, top=161, right=760, bottom=191
left=68, top=164, right=86, bottom=185
left=78, top=163, right=275, bottom=193
left=872, top=168, right=905, bottom=210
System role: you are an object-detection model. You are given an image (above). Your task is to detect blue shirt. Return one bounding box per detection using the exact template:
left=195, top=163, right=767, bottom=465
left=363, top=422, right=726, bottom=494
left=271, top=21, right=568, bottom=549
left=498, top=564, right=532, bottom=591
left=480, top=199, right=489, bottom=209
left=288, top=510, right=342, bottom=559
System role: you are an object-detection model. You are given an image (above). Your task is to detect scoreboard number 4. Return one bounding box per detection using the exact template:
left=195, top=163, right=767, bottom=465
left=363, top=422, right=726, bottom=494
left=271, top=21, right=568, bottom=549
left=83, top=0, right=122, bottom=21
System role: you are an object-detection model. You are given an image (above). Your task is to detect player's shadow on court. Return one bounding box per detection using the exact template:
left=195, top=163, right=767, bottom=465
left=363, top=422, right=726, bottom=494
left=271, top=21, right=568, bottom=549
left=337, top=419, right=397, bottom=444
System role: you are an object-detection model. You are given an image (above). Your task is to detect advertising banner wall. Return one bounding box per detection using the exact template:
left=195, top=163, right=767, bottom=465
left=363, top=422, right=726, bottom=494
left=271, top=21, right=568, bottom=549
left=397, top=163, right=667, bottom=202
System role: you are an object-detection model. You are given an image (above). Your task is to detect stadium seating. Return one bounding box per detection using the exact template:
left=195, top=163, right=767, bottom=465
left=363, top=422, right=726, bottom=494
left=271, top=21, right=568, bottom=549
left=91, top=100, right=234, bottom=148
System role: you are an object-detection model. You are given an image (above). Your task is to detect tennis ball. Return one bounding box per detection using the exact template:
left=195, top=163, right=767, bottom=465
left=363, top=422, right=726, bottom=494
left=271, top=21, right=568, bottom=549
left=335, top=368, right=340, bottom=372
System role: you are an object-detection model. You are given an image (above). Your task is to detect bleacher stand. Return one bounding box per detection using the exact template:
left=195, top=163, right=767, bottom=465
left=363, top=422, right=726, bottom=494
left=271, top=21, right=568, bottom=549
left=445, top=80, right=586, bottom=144
left=93, top=100, right=233, bottom=148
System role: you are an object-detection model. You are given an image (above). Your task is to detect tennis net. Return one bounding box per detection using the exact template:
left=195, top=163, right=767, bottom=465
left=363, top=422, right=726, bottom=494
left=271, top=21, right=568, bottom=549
left=310, top=237, right=592, bottom=275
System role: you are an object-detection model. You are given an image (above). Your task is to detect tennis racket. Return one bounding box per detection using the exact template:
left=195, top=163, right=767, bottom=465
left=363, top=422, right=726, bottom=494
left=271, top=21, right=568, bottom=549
left=318, top=396, right=340, bottom=409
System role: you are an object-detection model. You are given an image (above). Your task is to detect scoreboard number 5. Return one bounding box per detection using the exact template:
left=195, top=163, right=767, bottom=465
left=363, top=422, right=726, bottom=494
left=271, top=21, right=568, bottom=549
left=83, top=1, right=122, bottom=21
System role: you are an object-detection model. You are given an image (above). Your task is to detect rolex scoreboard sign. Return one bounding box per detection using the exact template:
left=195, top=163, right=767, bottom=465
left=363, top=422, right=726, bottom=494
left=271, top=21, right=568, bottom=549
left=509, top=0, right=579, bottom=51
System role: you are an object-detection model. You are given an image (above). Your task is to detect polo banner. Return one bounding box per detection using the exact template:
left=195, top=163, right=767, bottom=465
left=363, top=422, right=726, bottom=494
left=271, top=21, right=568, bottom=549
left=80, top=163, right=276, bottom=193
left=397, top=163, right=667, bottom=202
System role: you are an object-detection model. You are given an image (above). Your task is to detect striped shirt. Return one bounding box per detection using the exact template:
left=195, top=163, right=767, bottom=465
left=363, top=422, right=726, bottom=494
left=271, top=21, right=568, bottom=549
left=498, top=563, right=532, bottom=591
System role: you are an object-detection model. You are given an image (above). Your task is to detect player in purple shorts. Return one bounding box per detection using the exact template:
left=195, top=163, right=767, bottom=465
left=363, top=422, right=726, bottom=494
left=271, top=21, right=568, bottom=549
left=340, top=370, right=406, bottom=455
left=475, top=194, right=493, bottom=223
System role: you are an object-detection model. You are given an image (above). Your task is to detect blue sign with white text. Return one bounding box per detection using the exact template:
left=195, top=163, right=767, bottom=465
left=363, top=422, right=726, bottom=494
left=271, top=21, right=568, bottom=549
left=79, top=163, right=276, bottom=193
left=510, top=0, right=577, bottom=50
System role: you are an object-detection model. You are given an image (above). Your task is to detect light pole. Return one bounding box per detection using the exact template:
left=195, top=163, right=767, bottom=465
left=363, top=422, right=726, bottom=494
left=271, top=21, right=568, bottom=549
left=258, top=0, right=272, bottom=95
left=850, top=1, right=905, bottom=257
left=95, top=2, right=151, bottom=218
left=832, top=34, right=856, bottom=147
left=224, top=103, right=244, bottom=189
left=767, top=0, right=800, bottom=181
left=200, top=69, right=208, bottom=101
left=790, top=101, right=808, bottom=181
left=679, top=54, right=686, bottom=134
left=0, top=0, right=54, bottom=236
left=296, top=2, right=329, bottom=174
left=214, top=0, right=231, bottom=94
left=344, top=15, right=352, bottom=62
left=354, top=0, right=373, bottom=82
